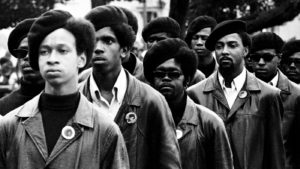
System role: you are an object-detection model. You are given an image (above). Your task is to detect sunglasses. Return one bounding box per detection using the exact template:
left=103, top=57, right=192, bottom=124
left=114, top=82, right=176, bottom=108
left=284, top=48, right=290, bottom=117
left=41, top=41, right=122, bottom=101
left=282, top=58, right=300, bottom=67
left=13, top=49, right=28, bottom=59
left=250, top=53, right=277, bottom=62
left=153, top=70, right=183, bottom=79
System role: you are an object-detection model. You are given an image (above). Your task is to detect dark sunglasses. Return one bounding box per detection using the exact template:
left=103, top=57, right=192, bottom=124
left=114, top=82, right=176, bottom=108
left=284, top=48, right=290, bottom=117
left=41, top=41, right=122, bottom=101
left=153, top=70, right=182, bottom=79
left=282, top=58, right=300, bottom=67
left=13, top=49, right=28, bottom=59
left=250, top=53, right=277, bottom=62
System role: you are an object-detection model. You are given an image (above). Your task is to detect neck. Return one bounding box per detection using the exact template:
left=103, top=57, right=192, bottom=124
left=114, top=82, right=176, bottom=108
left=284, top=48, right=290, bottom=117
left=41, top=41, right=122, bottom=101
left=44, top=79, right=78, bottom=96
left=198, top=54, right=214, bottom=66
left=92, top=68, right=121, bottom=92
left=166, top=92, right=187, bottom=126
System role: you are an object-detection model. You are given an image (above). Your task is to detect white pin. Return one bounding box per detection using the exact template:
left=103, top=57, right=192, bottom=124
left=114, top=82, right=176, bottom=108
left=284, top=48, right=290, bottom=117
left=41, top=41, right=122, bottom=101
left=61, top=126, right=75, bottom=140
left=125, top=112, right=137, bottom=124
left=176, top=129, right=183, bottom=139
left=239, top=90, right=247, bottom=99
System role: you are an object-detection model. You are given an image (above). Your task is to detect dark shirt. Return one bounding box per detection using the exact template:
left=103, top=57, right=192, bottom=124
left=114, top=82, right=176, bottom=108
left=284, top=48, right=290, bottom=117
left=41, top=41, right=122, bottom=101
left=198, top=58, right=216, bottom=78
left=170, top=92, right=187, bottom=126
left=0, top=79, right=44, bottom=116
left=39, top=92, right=80, bottom=153
left=122, top=53, right=137, bottom=74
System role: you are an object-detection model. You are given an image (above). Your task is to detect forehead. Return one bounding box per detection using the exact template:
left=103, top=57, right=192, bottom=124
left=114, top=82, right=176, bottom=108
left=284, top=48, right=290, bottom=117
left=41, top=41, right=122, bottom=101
left=254, top=49, right=276, bottom=54
left=289, top=51, right=300, bottom=59
left=156, top=58, right=181, bottom=70
left=95, top=27, right=117, bottom=38
left=41, top=28, right=75, bottom=46
left=194, top=27, right=212, bottom=36
left=217, top=33, right=242, bottom=44
left=149, top=32, right=170, bottom=39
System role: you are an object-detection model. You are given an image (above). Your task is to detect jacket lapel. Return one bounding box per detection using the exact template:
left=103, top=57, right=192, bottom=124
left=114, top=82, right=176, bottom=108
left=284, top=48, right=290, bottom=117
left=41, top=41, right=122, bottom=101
left=276, top=70, right=291, bottom=100
left=227, top=71, right=261, bottom=121
left=16, top=94, right=48, bottom=161
left=205, top=72, right=230, bottom=111
left=177, top=97, right=199, bottom=140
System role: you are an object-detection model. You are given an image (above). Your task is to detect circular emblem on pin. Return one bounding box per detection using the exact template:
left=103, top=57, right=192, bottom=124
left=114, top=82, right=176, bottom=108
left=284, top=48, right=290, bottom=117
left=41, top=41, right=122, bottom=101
left=61, top=126, right=75, bottom=140
left=239, top=90, right=247, bottom=99
left=125, top=112, right=137, bottom=124
left=176, top=129, right=183, bottom=139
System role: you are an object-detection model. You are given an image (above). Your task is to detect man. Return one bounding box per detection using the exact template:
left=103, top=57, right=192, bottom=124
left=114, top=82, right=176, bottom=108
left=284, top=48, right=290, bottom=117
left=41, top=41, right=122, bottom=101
left=81, top=5, right=181, bottom=169
left=281, top=39, right=300, bottom=84
left=0, top=10, right=128, bottom=168
left=187, top=20, right=285, bottom=169
left=251, top=32, right=300, bottom=169
left=142, top=17, right=205, bottom=85
left=185, top=15, right=218, bottom=77
left=78, top=7, right=145, bottom=83
left=0, top=18, right=45, bottom=116
left=143, top=38, right=234, bottom=169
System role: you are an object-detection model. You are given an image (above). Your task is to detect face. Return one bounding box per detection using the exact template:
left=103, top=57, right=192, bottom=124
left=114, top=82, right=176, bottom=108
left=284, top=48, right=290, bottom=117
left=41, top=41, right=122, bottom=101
left=38, top=28, right=86, bottom=93
left=251, top=49, right=280, bottom=82
left=282, top=51, right=300, bottom=83
left=92, top=27, right=125, bottom=74
left=190, top=27, right=212, bottom=59
left=16, top=37, right=43, bottom=83
left=152, top=58, right=186, bottom=102
left=146, top=32, right=170, bottom=49
left=215, top=33, right=248, bottom=76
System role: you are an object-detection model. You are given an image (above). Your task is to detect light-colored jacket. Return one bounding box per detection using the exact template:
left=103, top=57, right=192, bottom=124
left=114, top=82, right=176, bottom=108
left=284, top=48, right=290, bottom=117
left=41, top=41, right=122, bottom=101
left=0, top=93, right=129, bottom=169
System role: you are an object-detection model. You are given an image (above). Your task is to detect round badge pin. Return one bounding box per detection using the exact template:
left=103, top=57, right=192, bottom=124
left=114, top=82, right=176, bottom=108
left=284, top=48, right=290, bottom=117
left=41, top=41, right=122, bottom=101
left=239, top=90, right=247, bottom=99
left=61, top=126, right=75, bottom=140
left=176, top=129, right=183, bottom=139
left=125, top=112, right=137, bottom=124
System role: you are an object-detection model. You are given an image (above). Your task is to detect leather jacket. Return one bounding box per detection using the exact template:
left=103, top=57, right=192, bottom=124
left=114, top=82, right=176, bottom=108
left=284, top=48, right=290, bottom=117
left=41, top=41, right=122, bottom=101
left=187, top=71, right=285, bottom=169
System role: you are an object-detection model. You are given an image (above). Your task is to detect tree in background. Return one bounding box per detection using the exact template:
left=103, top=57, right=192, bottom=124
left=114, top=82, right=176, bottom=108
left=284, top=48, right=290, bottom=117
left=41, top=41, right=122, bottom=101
left=170, top=0, right=300, bottom=36
left=0, top=0, right=56, bottom=29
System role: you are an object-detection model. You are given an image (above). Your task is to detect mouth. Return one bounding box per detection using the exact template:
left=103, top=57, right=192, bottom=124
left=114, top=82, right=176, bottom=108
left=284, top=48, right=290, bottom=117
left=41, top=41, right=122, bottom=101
left=92, top=57, right=106, bottom=63
left=255, top=69, right=268, bottom=73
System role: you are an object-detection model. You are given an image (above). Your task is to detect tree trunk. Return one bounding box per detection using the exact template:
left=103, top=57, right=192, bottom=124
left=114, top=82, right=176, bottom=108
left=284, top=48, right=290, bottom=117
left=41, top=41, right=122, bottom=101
left=169, top=0, right=190, bottom=39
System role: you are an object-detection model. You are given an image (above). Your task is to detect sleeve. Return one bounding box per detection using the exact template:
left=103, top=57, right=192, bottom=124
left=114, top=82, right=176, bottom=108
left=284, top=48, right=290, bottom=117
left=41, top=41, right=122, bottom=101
left=149, top=94, right=182, bottom=169
left=293, top=96, right=300, bottom=168
left=263, top=90, right=285, bottom=169
left=101, top=123, right=130, bottom=169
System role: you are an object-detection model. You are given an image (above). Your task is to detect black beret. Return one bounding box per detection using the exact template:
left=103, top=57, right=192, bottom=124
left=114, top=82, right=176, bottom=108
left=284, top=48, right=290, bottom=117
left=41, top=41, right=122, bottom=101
left=8, top=18, right=35, bottom=58
left=120, top=7, right=138, bottom=34
left=282, top=39, right=300, bottom=59
left=143, top=38, right=197, bottom=82
left=251, top=32, right=284, bottom=53
left=185, top=15, right=217, bottom=46
left=85, top=5, right=128, bottom=31
left=142, top=17, right=181, bottom=42
left=205, top=20, right=247, bottom=51
left=28, top=10, right=72, bottom=70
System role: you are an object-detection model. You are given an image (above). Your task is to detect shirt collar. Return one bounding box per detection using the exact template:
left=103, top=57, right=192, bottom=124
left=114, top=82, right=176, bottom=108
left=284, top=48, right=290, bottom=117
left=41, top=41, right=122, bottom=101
left=269, top=72, right=279, bottom=87
left=89, top=68, right=127, bottom=103
left=218, top=67, right=246, bottom=91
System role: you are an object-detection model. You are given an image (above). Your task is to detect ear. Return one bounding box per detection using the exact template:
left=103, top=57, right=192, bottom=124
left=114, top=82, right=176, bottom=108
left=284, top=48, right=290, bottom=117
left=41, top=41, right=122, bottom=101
left=243, top=47, right=249, bottom=57
left=120, top=47, right=129, bottom=59
left=184, top=77, right=191, bottom=88
left=77, top=53, right=87, bottom=69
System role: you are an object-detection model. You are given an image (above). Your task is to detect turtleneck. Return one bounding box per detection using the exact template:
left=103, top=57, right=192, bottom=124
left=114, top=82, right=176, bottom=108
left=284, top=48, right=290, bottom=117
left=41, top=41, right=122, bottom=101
left=39, top=91, right=80, bottom=154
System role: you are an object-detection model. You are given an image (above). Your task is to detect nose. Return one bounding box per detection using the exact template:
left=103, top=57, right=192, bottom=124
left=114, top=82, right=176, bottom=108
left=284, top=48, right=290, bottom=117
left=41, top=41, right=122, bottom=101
left=94, top=41, right=104, bottom=54
left=46, top=51, right=59, bottom=64
left=221, top=45, right=230, bottom=55
left=196, top=38, right=204, bottom=46
left=258, top=57, right=265, bottom=65
left=290, top=61, right=296, bottom=68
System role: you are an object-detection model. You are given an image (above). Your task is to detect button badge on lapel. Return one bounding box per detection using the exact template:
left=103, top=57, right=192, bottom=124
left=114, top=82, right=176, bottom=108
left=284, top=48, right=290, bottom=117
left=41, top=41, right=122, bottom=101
left=61, top=126, right=75, bottom=140
left=238, top=90, right=247, bottom=99
left=125, top=112, right=137, bottom=124
left=176, top=129, right=183, bottom=139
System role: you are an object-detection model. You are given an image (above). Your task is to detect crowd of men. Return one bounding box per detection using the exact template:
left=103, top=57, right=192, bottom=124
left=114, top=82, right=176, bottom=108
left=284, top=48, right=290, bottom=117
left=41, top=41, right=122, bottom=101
left=0, top=4, right=299, bottom=169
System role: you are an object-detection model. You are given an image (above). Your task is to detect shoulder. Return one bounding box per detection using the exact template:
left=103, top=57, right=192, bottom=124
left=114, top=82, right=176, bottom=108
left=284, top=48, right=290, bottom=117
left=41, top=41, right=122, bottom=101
left=194, top=102, right=224, bottom=127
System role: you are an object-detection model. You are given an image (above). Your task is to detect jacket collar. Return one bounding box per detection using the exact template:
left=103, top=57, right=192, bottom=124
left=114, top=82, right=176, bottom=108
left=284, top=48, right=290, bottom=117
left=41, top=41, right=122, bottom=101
left=204, top=70, right=261, bottom=92
left=16, top=92, right=94, bottom=128
left=276, top=69, right=291, bottom=94
left=178, top=96, right=199, bottom=126
left=121, top=70, right=142, bottom=107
